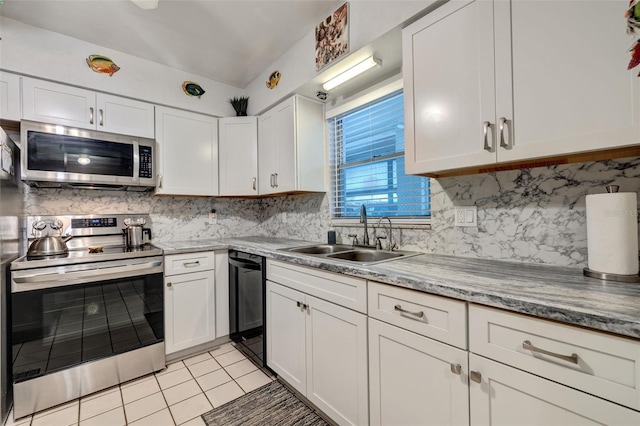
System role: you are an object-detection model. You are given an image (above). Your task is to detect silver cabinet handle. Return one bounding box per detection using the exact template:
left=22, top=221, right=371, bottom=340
left=274, top=173, right=278, bottom=188
left=183, top=261, right=200, bottom=267
left=499, top=117, right=508, bottom=148
left=158, top=174, right=163, bottom=188
left=450, top=363, right=462, bottom=375
left=483, top=121, right=493, bottom=152
left=99, top=109, right=104, bottom=126
left=297, top=301, right=302, bottom=307
left=470, top=371, right=482, bottom=383
left=522, top=340, right=578, bottom=365
left=89, top=107, right=94, bottom=125
left=270, top=174, right=274, bottom=188
left=252, top=177, right=257, bottom=191
left=167, top=282, right=172, bottom=287
left=394, top=304, right=424, bottom=319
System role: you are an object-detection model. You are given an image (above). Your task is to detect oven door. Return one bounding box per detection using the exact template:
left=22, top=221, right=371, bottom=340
left=10, top=257, right=164, bottom=384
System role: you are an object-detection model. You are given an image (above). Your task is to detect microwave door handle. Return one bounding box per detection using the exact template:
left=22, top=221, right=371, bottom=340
left=12, top=261, right=163, bottom=291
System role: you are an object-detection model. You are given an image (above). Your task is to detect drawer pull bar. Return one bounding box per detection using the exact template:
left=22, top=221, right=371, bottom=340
left=394, top=304, right=424, bottom=319
left=183, top=261, right=201, bottom=267
left=450, top=363, right=462, bottom=375
left=522, top=340, right=578, bottom=365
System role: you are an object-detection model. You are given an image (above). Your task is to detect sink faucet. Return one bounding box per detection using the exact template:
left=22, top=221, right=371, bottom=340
left=376, top=216, right=396, bottom=251
left=360, top=204, right=370, bottom=246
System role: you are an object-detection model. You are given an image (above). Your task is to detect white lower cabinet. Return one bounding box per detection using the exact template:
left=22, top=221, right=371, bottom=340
left=266, top=260, right=368, bottom=426
left=469, top=304, right=640, bottom=425
left=369, top=318, right=469, bottom=426
left=164, top=252, right=216, bottom=355
left=469, top=354, right=640, bottom=425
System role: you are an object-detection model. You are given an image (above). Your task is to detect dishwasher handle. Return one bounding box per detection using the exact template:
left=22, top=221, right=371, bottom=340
left=229, top=257, right=262, bottom=271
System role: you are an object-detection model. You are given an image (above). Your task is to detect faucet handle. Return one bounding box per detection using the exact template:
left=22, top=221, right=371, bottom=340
left=347, top=234, right=359, bottom=245
left=375, top=236, right=387, bottom=250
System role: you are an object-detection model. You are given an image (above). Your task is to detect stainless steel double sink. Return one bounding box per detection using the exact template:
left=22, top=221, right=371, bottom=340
left=281, top=244, right=422, bottom=265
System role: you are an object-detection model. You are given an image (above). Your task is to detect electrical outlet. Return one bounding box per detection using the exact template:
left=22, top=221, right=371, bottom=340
left=209, top=210, right=217, bottom=224
left=454, top=206, right=477, bottom=227
left=282, top=212, right=287, bottom=223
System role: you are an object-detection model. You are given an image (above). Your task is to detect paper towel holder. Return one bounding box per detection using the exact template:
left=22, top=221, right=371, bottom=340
left=583, top=267, right=640, bottom=283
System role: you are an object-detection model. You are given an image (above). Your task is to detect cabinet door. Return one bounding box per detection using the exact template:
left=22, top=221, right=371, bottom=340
left=272, top=97, right=296, bottom=193
left=155, top=106, right=218, bottom=196
left=469, top=354, right=640, bottom=426
left=369, top=318, right=469, bottom=426
left=22, top=78, right=95, bottom=129
left=265, top=280, right=306, bottom=395
left=258, top=108, right=278, bottom=195
left=306, top=295, right=368, bottom=426
left=496, top=0, right=640, bottom=162
left=165, top=270, right=216, bottom=355
left=0, top=72, right=21, bottom=121
left=96, top=93, right=155, bottom=138
left=403, top=0, right=497, bottom=175
left=218, top=116, right=258, bottom=196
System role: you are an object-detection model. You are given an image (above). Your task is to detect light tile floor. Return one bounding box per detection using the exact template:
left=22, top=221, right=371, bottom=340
left=6, top=341, right=274, bottom=426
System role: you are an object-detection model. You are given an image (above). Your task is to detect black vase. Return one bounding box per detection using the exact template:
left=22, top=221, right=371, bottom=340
left=236, top=111, right=247, bottom=116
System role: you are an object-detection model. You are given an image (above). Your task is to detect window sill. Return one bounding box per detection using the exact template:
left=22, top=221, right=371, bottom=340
left=330, top=219, right=431, bottom=230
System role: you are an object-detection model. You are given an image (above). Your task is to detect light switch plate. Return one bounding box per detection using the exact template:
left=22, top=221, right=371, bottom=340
left=454, top=206, right=477, bottom=227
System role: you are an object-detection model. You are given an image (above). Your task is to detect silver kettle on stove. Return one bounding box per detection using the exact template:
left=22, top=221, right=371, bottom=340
left=123, top=217, right=152, bottom=248
left=27, top=220, right=74, bottom=258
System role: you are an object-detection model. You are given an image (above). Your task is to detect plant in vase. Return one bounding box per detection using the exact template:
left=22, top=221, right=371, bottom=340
left=228, top=96, right=249, bottom=116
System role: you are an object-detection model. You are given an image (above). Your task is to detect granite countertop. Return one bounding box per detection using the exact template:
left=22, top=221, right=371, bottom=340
left=154, top=236, right=640, bottom=340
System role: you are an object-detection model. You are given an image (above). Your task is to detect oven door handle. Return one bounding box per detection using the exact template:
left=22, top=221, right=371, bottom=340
left=12, top=261, right=163, bottom=290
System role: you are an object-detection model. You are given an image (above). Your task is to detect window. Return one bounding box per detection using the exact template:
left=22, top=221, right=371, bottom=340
left=328, top=89, right=430, bottom=223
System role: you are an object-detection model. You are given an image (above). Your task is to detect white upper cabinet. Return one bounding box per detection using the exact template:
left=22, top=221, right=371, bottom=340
left=218, top=116, right=258, bottom=196
left=22, top=78, right=155, bottom=138
left=155, top=106, right=218, bottom=196
left=0, top=72, right=21, bottom=121
left=404, top=0, right=640, bottom=176
left=258, top=95, right=325, bottom=195
left=95, top=93, right=155, bottom=138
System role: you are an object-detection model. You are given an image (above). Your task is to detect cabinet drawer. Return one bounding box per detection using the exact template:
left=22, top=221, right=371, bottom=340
left=469, top=304, right=640, bottom=410
left=368, top=281, right=467, bottom=349
left=165, top=252, right=215, bottom=276
left=267, top=259, right=366, bottom=313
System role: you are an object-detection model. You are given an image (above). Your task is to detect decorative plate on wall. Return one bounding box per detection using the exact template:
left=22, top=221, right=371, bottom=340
left=182, top=81, right=206, bottom=98
left=86, top=55, right=120, bottom=76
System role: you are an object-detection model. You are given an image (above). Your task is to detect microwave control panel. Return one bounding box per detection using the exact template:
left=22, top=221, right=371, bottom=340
left=139, top=146, right=153, bottom=179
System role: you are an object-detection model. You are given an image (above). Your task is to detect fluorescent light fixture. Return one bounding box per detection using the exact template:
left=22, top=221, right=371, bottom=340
left=322, top=56, right=382, bottom=91
left=131, top=0, right=159, bottom=10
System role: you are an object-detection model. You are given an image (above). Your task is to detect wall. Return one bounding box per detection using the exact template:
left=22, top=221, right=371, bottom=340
left=244, top=1, right=434, bottom=114
left=0, top=18, right=243, bottom=117
left=23, top=155, right=640, bottom=268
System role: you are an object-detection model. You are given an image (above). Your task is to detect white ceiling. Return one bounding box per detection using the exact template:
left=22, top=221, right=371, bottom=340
left=0, top=0, right=343, bottom=88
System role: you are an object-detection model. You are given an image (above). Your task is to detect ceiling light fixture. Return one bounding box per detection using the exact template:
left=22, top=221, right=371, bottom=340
left=322, top=56, right=382, bottom=91
left=131, top=0, right=159, bottom=10
left=77, top=155, right=91, bottom=166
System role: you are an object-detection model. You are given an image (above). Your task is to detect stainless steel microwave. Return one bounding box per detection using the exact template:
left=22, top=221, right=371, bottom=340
left=20, top=121, right=156, bottom=191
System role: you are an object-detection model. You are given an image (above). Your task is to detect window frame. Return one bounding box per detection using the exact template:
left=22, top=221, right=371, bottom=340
left=326, top=77, right=431, bottom=228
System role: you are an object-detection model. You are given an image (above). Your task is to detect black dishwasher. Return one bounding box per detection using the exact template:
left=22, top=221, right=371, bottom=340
left=228, top=250, right=267, bottom=368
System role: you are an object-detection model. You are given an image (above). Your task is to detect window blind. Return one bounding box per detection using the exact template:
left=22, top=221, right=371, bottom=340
left=328, top=90, right=430, bottom=220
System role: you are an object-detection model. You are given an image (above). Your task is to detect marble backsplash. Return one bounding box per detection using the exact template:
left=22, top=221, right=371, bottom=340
left=22, top=156, right=640, bottom=268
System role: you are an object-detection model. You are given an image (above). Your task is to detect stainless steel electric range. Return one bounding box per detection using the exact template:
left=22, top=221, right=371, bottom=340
left=9, top=214, right=165, bottom=419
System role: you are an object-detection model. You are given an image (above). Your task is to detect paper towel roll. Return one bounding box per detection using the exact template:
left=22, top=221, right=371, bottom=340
left=586, top=191, right=639, bottom=275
